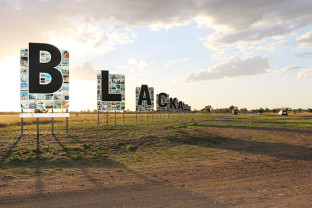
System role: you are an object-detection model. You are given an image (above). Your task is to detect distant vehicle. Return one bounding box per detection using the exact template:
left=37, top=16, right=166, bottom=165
left=232, top=109, right=238, bottom=115
left=279, top=110, right=288, bottom=116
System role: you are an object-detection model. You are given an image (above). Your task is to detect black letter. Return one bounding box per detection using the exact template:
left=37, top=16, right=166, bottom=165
left=138, top=85, right=152, bottom=105
left=29, top=43, right=63, bottom=93
left=101, top=70, right=121, bottom=101
left=170, top=98, right=177, bottom=110
left=178, top=101, right=184, bottom=111
left=158, top=93, right=168, bottom=108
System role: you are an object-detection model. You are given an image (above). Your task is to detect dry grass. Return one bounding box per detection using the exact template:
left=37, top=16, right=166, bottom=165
left=0, top=112, right=175, bottom=127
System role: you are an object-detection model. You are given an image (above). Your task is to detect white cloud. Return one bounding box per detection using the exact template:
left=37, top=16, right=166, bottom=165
left=297, top=31, right=312, bottom=47
left=179, top=56, right=270, bottom=82
left=278, top=65, right=312, bottom=79
left=297, top=68, right=312, bottom=79
left=71, top=62, right=99, bottom=81
left=279, top=65, right=307, bottom=72
left=1, top=0, right=312, bottom=61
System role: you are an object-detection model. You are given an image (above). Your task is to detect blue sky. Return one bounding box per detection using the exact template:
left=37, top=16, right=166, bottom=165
left=0, top=0, right=312, bottom=111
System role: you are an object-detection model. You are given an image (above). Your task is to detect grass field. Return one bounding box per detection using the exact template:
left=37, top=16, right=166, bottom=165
left=0, top=112, right=312, bottom=207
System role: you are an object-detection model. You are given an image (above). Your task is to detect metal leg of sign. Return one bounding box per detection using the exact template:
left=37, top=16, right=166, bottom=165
left=147, top=112, right=148, bottom=121
left=141, top=111, right=143, bottom=121
left=168, top=111, right=169, bottom=119
left=123, top=111, right=124, bottom=126
left=152, top=111, right=153, bottom=122
left=98, top=110, right=100, bottom=127
left=65, top=109, right=69, bottom=135
left=20, top=109, right=24, bottom=136
left=136, top=111, right=137, bottom=122
left=19, top=109, right=25, bottom=136
left=50, top=109, right=57, bottom=135
left=115, top=110, right=117, bottom=126
left=106, top=110, right=108, bottom=126
left=36, top=117, right=40, bottom=150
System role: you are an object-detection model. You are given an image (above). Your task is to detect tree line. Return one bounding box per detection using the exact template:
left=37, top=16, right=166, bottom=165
left=200, top=105, right=312, bottom=114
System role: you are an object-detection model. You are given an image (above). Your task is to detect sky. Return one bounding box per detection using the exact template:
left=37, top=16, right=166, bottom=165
left=1, top=0, right=312, bottom=111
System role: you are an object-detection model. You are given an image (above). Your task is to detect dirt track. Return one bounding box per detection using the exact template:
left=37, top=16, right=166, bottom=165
left=1, top=116, right=312, bottom=207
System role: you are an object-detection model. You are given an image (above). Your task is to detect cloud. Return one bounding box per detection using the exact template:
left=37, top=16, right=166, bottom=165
left=164, top=57, right=189, bottom=67
left=180, top=56, right=270, bottom=82
left=296, top=51, right=312, bottom=58
left=297, top=31, right=312, bottom=47
left=1, top=0, right=312, bottom=61
left=279, top=65, right=307, bottom=72
left=278, top=65, right=312, bottom=79
left=196, top=1, right=312, bottom=54
left=297, top=68, right=312, bottom=79
left=71, top=62, right=99, bottom=80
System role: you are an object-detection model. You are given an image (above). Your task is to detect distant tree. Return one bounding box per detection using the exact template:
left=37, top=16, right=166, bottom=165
left=240, top=108, right=248, bottom=112
left=214, top=108, right=231, bottom=113
left=229, top=105, right=235, bottom=111
left=200, top=105, right=212, bottom=113
left=265, top=108, right=270, bottom=112
left=308, top=108, right=312, bottom=113
left=258, top=107, right=264, bottom=113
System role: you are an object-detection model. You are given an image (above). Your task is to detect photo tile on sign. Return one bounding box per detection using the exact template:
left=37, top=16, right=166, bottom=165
left=29, top=94, right=37, bottom=101
left=29, top=101, right=37, bottom=109
left=20, top=91, right=29, bottom=100
left=21, top=101, right=29, bottom=109
left=54, top=101, right=62, bottom=109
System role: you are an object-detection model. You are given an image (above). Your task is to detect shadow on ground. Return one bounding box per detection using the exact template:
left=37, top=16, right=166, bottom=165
left=166, top=129, right=312, bottom=161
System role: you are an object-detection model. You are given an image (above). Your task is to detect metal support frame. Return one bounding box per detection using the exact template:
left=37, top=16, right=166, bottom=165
left=36, top=117, right=40, bottom=150
left=106, top=110, right=108, bottom=126
left=50, top=109, right=57, bottom=135
left=115, top=110, right=117, bottom=126
left=65, top=109, right=69, bottom=134
left=20, top=109, right=24, bottom=136
left=123, top=111, right=125, bottom=125
left=97, top=109, right=100, bottom=127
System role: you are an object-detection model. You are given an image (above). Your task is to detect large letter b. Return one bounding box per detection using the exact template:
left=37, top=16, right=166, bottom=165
left=29, top=43, right=63, bottom=93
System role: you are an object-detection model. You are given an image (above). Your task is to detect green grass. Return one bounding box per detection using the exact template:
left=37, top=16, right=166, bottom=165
left=0, top=112, right=312, bottom=178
